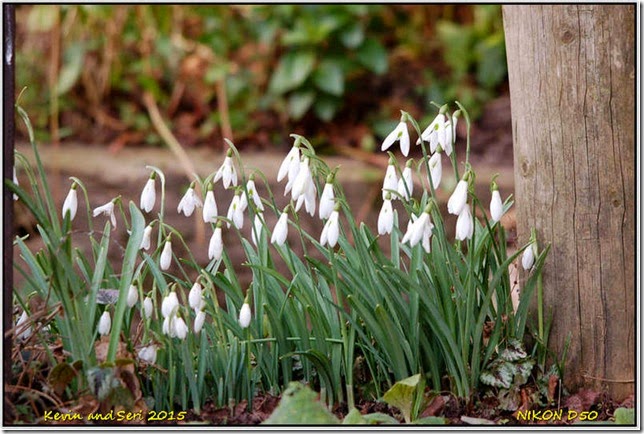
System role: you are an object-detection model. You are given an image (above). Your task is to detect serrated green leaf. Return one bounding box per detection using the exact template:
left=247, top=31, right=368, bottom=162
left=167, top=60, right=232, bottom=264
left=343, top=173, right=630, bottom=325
left=269, top=51, right=316, bottom=95
left=312, top=60, right=344, bottom=96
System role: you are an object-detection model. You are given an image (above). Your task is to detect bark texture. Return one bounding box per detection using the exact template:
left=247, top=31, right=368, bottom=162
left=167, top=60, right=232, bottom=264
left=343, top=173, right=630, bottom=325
left=502, top=5, right=634, bottom=399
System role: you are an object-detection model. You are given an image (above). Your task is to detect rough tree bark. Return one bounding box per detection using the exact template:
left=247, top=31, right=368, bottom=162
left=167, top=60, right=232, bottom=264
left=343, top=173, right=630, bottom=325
left=502, top=5, right=635, bottom=399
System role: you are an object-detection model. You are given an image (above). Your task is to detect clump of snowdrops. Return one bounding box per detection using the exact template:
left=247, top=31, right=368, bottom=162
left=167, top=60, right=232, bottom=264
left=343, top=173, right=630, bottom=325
left=9, top=101, right=547, bottom=415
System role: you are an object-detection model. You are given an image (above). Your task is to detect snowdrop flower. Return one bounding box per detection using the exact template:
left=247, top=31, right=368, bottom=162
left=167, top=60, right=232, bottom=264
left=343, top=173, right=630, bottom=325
left=428, top=152, right=442, bottom=189
left=455, top=204, right=474, bottom=241
left=239, top=303, right=251, bottom=328
left=402, top=206, right=434, bottom=248
left=138, top=344, right=157, bottom=364
left=377, top=194, right=394, bottom=235
left=381, top=117, right=410, bottom=157
left=143, top=297, right=153, bottom=319
left=126, top=284, right=138, bottom=308
left=291, top=157, right=314, bottom=202
left=173, top=316, right=189, bottom=340
left=140, top=223, right=153, bottom=251
left=140, top=173, right=156, bottom=213
left=320, top=207, right=340, bottom=247
left=93, top=198, right=118, bottom=228
left=226, top=191, right=244, bottom=229
left=251, top=213, right=264, bottom=246
left=319, top=178, right=335, bottom=220
left=161, top=291, right=179, bottom=319
left=214, top=149, right=238, bottom=189
left=442, top=112, right=459, bottom=156
left=397, top=160, right=414, bottom=200
left=202, top=184, right=218, bottom=223
left=177, top=181, right=203, bottom=217
left=160, top=238, right=173, bottom=270
left=382, top=158, right=399, bottom=200
left=16, top=310, right=32, bottom=341
left=522, top=242, right=536, bottom=271
left=62, top=182, right=78, bottom=221
left=188, top=281, right=203, bottom=311
left=447, top=177, right=469, bottom=216
left=98, top=311, right=111, bottom=336
left=271, top=209, right=289, bottom=246
left=489, top=179, right=504, bottom=223
left=245, top=176, right=264, bottom=211
left=194, top=310, right=206, bottom=334
left=209, top=223, right=224, bottom=261
left=295, top=176, right=317, bottom=216
left=277, top=142, right=301, bottom=184
left=418, top=113, right=445, bottom=152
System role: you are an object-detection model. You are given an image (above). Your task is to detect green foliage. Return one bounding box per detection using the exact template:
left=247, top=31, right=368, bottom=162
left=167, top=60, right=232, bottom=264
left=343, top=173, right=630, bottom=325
left=382, top=374, right=425, bottom=423
left=263, top=382, right=340, bottom=425
left=613, top=407, right=635, bottom=425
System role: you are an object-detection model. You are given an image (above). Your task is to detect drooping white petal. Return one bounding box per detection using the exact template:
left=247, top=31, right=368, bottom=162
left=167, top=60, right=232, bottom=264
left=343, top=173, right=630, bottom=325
left=421, top=221, right=433, bottom=253
left=194, top=310, right=206, bottom=334
left=490, top=190, right=504, bottom=223
left=322, top=210, right=340, bottom=247
left=227, top=195, right=244, bottom=229
left=140, top=178, right=156, bottom=213
left=177, top=187, right=203, bottom=217
left=246, top=179, right=264, bottom=211
left=188, top=282, right=203, bottom=311
left=161, top=291, right=179, bottom=318
left=278, top=146, right=300, bottom=182
left=419, top=114, right=445, bottom=144
left=209, top=226, right=224, bottom=261
left=16, top=311, right=32, bottom=340
left=214, top=156, right=237, bottom=189
left=127, top=284, right=138, bottom=308
left=382, top=164, right=398, bottom=200
left=377, top=199, right=394, bottom=235
left=203, top=190, right=218, bottom=223
left=98, top=311, right=111, bottom=336
left=291, top=158, right=311, bottom=201
left=401, top=214, right=417, bottom=244
left=381, top=121, right=410, bottom=156
left=397, top=166, right=414, bottom=200
left=138, top=344, right=157, bottom=364
left=93, top=201, right=117, bottom=228
left=455, top=204, right=474, bottom=241
left=319, top=183, right=335, bottom=220
left=428, top=153, right=442, bottom=189
left=13, top=168, right=18, bottom=201
left=143, top=297, right=153, bottom=319
left=447, top=180, right=469, bottom=215
left=409, top=212, right=430, bottom=247
left=522, top=243, right=536, bottom=271
left=271, top=212, right=289, bottom=246
left=62, top=187, right=78, bottom=221
left=173, top=316, right=189, bottom=340
left=302, top=179, right=317, bottom=216
left=140, top=224, right=153, bottom=250
left=160, top=240, right=173, bottom=270
left=251, top=213, right=264, bottom=246
left=239, top=303, right=251, bottom=328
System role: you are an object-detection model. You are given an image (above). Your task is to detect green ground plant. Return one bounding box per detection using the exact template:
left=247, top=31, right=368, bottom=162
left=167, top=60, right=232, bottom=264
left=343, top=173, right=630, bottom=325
left=9, top=100, right=546, bottom=422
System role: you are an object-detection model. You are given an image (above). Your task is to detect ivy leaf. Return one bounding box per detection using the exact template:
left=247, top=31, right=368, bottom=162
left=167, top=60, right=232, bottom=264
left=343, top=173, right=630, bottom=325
left=269, top=51, right=316, bottom=95
left=500, top=339, right=527, bottom=362
left=356, top=39, right=388, bottom=75
left=312, top=60, right=344, bottom=96
left=480, top=360, right=516, bottom=389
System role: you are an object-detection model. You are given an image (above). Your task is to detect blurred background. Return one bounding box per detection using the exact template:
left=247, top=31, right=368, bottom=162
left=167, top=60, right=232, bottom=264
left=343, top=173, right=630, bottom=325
left=15, top=4, right=511, bottom=158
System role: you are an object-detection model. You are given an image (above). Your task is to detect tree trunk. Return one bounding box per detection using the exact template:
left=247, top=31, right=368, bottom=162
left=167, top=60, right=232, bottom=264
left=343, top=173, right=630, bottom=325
left=502, top=5, right=635, bottom=399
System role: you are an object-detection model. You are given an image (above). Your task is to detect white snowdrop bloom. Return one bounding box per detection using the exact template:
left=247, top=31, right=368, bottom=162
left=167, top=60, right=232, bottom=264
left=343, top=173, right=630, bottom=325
left=140, top=176, right=156, bottom=213
left=295, top=177, right=316, bottom=216
left=377, top=197, right=394, bottom=235
left=245, top=178, right=264, bottom=211
left=291, top=157, right=312, bottom=201
left=382, top=162, right=399, bottom=200
left=188, top=282, right=203, bottom=311
left=455, top=204, right=474, bottom=241
left=421, top=222, right=433, bottom=254
left=490, top=189, right=504, bottom=223
left=143, top=297, right=153, bottom=319
left=320, top=209, right=340, bottom=248
left=160, top=240, right=173, bottom=270
left=16, top=311, right=32, bottom=341
left=140, top=223, right=153, bottom=251
left=202, top=188, right=218, bottom=223
left=161, top=291, right=179, bottom=318
left=397, top=163, right=414, bottom=200
left=271, top=211, right=289, bottom=246
left=381, top=121, right=410, bottom=157
left=126, top=284, right=138, bottom=308
left=441, top=115, right=458, bottom=156
left=138, top=344, right=157, bottom=364
left=214, top=152, right=238, bottom=189
left=407, top=212, right=432, bottom=247
left=319, top=182, right=335, bottom=220
left=226, top=193, right=244, bottom=229
left=251, top=213, right=264, bottom=246
left=162, top=315, right=172, bottom=336
left=522, top=242, right=536, bottom=271
left=177, top=183, right=203, bottom=217
left=13, top=167, right=18, bottom=201
left=401, top=213, right=418, bottom=245
left=93, top=200, right=117, bottom=228
left=428, top=152, right=442, bottom=189
left=239, top=303, right=251, bottom=328
left=277, top=144, right=301, bottom=183
left=98, top=311, right=111, bottom=336
left=208, top=225, right=224, bottom=261
left=194, top=310, right=206, bottom=334
left=447, top=179, right=469, bottom=215
left=173, top=316, right=189, bottom=340
left=419, top=113, right=446, bottom=152
left=62, top=184, right=78, bottom=221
